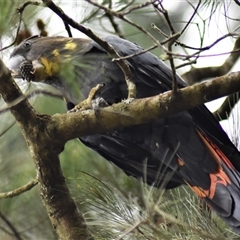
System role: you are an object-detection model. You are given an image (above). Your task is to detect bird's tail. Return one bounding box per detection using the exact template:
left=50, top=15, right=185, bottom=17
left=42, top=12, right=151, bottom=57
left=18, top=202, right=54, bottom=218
left=188, top=130, right=240, bottom=233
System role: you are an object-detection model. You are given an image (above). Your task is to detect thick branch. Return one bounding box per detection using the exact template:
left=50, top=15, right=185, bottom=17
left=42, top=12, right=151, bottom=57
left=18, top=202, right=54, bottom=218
left=182, top=37, right=240, bottom=85
left=48, top=72, right=240, bottom=142
left=0, top=59, right=92, bottom=240
left=182, top=37, right=240, bottom=120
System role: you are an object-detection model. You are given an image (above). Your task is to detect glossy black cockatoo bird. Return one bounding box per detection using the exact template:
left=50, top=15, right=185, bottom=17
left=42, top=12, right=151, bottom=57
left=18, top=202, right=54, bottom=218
left=8, top=35, right=240, bottom=233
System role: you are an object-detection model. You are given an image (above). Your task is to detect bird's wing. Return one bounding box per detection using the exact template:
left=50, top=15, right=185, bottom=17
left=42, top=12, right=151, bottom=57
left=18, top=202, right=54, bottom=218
left=81, top=36, right=240, bottom=231
left=80, top=128, right=185, bottom=190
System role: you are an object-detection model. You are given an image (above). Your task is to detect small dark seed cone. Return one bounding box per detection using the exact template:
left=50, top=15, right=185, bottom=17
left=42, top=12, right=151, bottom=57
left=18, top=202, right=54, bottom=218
left=18, top=61, right=35, bottom=82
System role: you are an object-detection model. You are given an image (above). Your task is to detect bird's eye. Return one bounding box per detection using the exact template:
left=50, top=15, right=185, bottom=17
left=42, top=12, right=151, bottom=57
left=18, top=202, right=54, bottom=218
left=23, top=41, right=31, bottom=48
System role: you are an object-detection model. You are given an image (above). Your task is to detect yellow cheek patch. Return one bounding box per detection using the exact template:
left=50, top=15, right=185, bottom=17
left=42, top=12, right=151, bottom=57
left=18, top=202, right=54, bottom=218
left=40, top=57, right=60, bottom=76
left=64, top=41, right=77, bottom=50
left=52, top=49, right=60, bottom=57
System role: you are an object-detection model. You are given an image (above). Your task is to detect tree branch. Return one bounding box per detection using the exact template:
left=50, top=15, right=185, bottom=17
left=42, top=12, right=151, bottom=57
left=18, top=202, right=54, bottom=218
left=182, top=37, right=240, bottom=85
left=0, top=212, right=23, bottom=240
left=182, top=37, right=240, bottom=120
left=3, top=61, right=240, bottom=144
left=0, top=179, right=38, bottom=199
left=0, top=58, right=92, bottom=240
left=48, top=71, right=240, bottom=142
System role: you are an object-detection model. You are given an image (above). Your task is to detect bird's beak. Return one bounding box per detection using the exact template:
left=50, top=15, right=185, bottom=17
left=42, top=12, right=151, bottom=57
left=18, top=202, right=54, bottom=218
left=6, top=55, right=25, bottom=78
left=7, top=56, right=48, bottom=82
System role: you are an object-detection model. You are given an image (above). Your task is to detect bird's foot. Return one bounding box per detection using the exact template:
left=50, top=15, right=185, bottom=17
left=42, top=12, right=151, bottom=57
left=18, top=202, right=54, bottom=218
left=68, top=83, right=108, bottom=112
left=123, top=98, right=135, bottom=104
left=91, top=97, right=109, bottom=110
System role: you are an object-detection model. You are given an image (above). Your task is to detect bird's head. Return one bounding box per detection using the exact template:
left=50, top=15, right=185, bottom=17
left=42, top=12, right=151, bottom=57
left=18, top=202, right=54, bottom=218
left=7, top=35, right=100, bottom=103
left=9, top=35, right=93, bottom=80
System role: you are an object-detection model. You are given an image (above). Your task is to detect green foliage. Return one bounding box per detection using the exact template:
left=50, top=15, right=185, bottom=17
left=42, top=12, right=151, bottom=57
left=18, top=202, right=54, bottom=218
left=71, top=174, right=239, bottom=240
left=0, top=1, right=20, bottom=36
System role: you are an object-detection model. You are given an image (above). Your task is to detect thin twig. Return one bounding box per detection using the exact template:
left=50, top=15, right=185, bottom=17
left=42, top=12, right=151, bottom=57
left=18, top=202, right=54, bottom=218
left=0, top=212, right=23, bottom=240
left=161, top=32, right=181, bottom=45
left=154, top=206, right=225, bottom=240
left=156, top=34, right=240, bottom=61
left=63, top=22, right=72, bottom=37
left=152, top=1, right=179, bottom=92
left=42, top=0, right=136, bottom=98
left=87, top=0, right=239, bottom=63
left=177, top=32, right=239, bottom=53
left=116, top=220, right=142, bottom=240
left=233, top=0, right=240, bottom=7
left=0, top=179, right=38, bottom=199
left=151, top=23, right=169, bottom=38
left=0, top=88, right=63, bottom=114
left=17, top=1, right=72, bottom=37
left=114, top=0, right=135, bottom=12
left=168, top=44, right=177, bottom=92
left=0, top=121, right=16, bottom=137
left=153, top=1, right=175, bottom=34
left=182, top=36, right=240, bottom=84
left=121, top=1, right=152, bottom=16
left=16, top=0, right=41, bottom=13
left=0, top=225, right=15, bottom=239
left=181, top=0, right=201, bottom=35
left=176, top=59, right=197, bottom=69
left=85, top=0, right=165, bottom=51
left=105, top=1, right=124, bottom=39
left=0, top=0, right=34, bottom=51
left=182, top=36, right=240, bottom=119
left=113, top=44, right=158, bottom=61
left=105, top=13, right=124, bottom=38
left=104, top=0, right=124, bottom=38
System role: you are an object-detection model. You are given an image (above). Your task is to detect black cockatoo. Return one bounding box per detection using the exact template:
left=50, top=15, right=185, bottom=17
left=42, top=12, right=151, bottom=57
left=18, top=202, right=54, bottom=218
left=8, top=35, right=240, bottom=233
